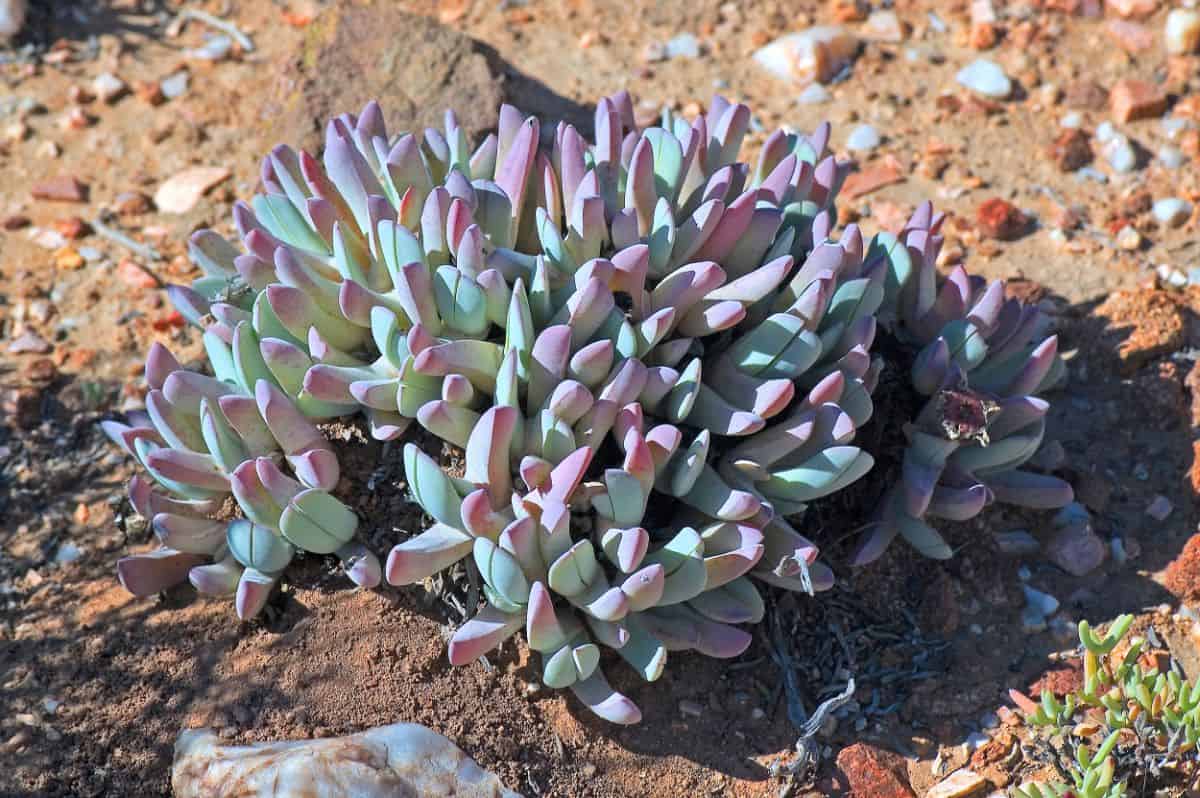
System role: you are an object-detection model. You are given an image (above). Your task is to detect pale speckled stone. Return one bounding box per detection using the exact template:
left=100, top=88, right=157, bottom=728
left=926, top=769, right=988, bottom=798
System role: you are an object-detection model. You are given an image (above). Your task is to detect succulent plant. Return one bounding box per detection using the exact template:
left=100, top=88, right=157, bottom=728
left=1012, top=730, right=1124, bottom=798
left=849, top=204, right=1073, bottom=564
left=103, top=91, right=1073, bottom=721
left=102, top=342, right=378, bottom=620
left=1011, top=614, right=1200, bottom=797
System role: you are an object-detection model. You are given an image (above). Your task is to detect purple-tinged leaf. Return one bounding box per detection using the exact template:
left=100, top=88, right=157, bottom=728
left=385, top=523, right=473, bottom=585
left=117, top=548, right=206, bottom=597
left=189, top=555, right=241, bottom=597
left=447, top=605, right=524, bottom=666
left=570, top=670, right=642, bottom=725
left=235, top=568, right=277, bottom=620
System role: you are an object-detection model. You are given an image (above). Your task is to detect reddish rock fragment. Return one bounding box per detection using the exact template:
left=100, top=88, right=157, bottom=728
left=1094, top=289, right=1186, bottom=374
left=976, top=198, right=1029, bottom=240
left=969, top=22, right=999, bottom=49
left=31, top=177, right=89, bottom=203
left=1110, top=79, right=1167, bottom=123
left=134, top=80, right=165, bottom=106
left=1190, top=441, right=1200, bottom=495
left=1048, top=129, right=1093, bottom=171
left=835, top=743, right=915, bottom=798
left=2, top=214, right=31, bottom=230
left=1186, top=360, right=1200, bottom=428
left=1028, top=658, right=1084, bottom=697
left=151, top=311, right=186, bottom=332
left=1165, top=534, right=1200, bottom=603
left=114, top=191, right=153, bottom=215
left=841, top=162, right=904, bottom=199
left=118, top=259, right=160, bottom=290
left=53, top=217, right=89, bottom=240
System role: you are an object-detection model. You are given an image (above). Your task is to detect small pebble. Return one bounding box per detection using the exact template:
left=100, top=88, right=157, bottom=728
left=1096, top=121, right=1118, bottom=142
left=641, top=41, right=666, bottom=62
left=1159, top=145, right=1186, bottom=169
left=665, top=33, right=700, bottom=59
left=1146, top=495, right=1174, bottom=521
left=1152, top=198, right=1192, bottom=228
left=679, top=699, right=703, bottom=717
left=31, top=176, right=88, bottom=203
left=53, top=542, right=82, bottom=564
left=30, top=229, right=67, bottom=249
left=92, top=72, right=127, bottom=103
left=1162, top=117, right=1192, bottom=138
left=1159, top=265, right=1187, bottom=288
left=798, top=84, right=831, bottom=104
left=846, top=124, right=880, bottom=151
left=956, top=58, right=1012, bottom=99
left=1017, top=565, right=1032, bottom=581
left=1060, top=111, right=1083, bottom=129
left=1116, top=225, right=1142, bottom=250
left=185, top=34, right=233, bottom=61
left=1111, top=537, right=1128, bottom=566
left=1102, top=135, right=1137, bottom=173
left=1023, top=585, right=1060, bottom=616
left=160, top=71, right=190, bottom=100
left=8, top=330, right=52, bottom=354
left=864, top=9, right=905, bottom=42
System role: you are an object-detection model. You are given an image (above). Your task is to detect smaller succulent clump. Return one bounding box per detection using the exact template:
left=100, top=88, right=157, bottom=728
left=1011, top=614, right=1200, bottom=797
left=101, top=343, right=380, bottom=620
left=851, top=206, right=1072, bottom=564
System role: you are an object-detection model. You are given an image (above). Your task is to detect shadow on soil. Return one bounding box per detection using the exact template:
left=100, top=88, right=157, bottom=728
left=7, top=1, right=175, bottom=49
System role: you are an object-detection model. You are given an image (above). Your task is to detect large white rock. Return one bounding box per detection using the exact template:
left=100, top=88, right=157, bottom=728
left=753, top=27, right=860, bottom=86
left=172, top=724, right=522, bottom=798
left=0, top=0, right=27, bottom=40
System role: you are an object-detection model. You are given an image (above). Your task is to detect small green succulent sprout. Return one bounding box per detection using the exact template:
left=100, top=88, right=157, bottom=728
left=1012, top=731, right=1125, bottom=798
left=1013, top=614, right=1200, bottom=796
left=1080, top=615, right=1136, bottom=655
left=1015, top=688, right=1078, bottom=729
